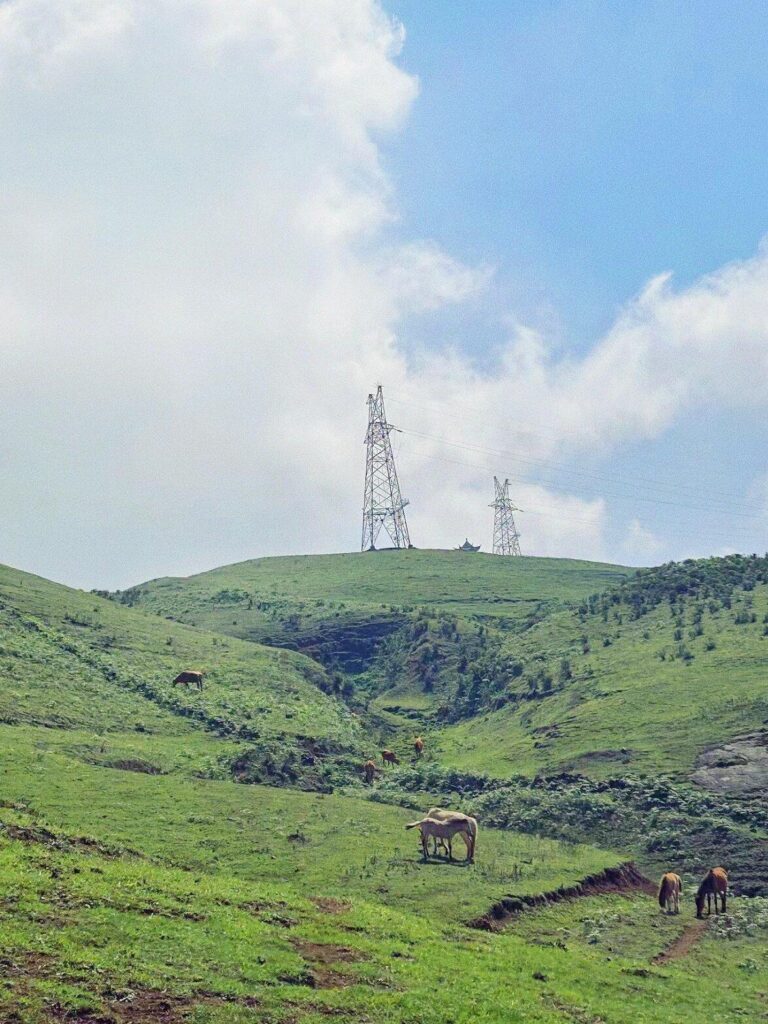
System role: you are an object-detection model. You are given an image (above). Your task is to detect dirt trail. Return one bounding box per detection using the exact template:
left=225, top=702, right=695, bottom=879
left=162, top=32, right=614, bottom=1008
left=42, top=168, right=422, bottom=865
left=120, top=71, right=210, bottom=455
left=652, top=919, right=708, bottom=965
left=470, top=861, right=655, bottom=931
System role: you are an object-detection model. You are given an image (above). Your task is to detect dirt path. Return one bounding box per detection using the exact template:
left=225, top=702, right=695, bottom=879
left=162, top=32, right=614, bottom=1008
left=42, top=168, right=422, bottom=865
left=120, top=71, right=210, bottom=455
left=470, top=861, right=655, bottom=930
left=652, top=919, right=708, bottom=965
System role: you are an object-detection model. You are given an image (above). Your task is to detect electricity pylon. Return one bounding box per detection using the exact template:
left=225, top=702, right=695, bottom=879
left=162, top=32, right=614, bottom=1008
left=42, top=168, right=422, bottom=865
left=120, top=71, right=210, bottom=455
left=361, top=386, right=412, bottom=551
left=490, top=477, right=521, bottom=556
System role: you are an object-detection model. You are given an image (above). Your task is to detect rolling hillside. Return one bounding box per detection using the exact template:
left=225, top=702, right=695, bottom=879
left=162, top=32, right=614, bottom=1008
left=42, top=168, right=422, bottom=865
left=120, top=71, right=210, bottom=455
left=119, top=551, right=768, bottom=789
left=0, top=563, right=362, bottom=786
left=435, top=554, right=768, bottom=782
left=9, top=559, right=767, bottom=1022
left=117, top=550, right=631, bottom=660
left=10, top=561, right=768, bottom=1024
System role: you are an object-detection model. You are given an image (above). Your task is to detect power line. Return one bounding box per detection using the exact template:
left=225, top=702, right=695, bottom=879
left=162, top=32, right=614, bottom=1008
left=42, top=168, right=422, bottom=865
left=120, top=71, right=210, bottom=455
left=385, top=393, right=764, bottom=511
left=395, top=440, right=767, bottom=536
left=396, top=428, right=766, bottom=521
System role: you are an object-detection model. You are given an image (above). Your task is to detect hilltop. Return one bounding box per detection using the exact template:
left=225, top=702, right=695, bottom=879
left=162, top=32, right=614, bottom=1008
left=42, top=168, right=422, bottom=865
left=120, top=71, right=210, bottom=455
left=117, top=550, right=632, bottom=716
left=118, top=548, right=630, bottom=643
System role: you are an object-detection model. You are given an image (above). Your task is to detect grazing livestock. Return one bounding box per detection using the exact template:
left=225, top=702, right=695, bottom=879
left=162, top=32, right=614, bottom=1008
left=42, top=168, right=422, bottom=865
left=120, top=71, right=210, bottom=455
left=427, top=807, right=478, bottom=862
left=362, top=759, right=376, bottom=784
left=413, top=736, right=424, bottom=756
left=382, top=749, right=399, bottom=766
left=658, top=872, right=682, bottom=914
left=695, top=867, right=728, bottom=918
left=173, top=670, right=204, bottom=691
left=405, top=817, right=471, bottom=862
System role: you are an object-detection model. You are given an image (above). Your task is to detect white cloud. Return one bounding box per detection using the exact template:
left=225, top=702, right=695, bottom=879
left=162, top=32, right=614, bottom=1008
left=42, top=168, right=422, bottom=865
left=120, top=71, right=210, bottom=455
left=1, top=0, right=767, bottom=588
left=622, top=518, right=664, bottom=565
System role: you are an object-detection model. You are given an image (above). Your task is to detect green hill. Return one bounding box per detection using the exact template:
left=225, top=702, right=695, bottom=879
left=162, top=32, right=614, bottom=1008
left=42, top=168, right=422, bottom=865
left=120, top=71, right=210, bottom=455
left=116, top=550, right=632, bottom=722
left=4, top=552, right=768, bottom=1015
left=436, top=554, right=768, bottom=782
left=0, top=563, right=362, bottom=786
left=118, top=549, right=631, bottom=650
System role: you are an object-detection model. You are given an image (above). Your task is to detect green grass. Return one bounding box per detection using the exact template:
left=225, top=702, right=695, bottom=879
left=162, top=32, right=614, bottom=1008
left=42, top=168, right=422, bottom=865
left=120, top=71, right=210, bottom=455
left=2, top=726, right=767, bottom=1024
left=0, top=563, right=358, bottom=755
left=122, top=549, right=631, bottom=634
left=0, top=725, right=615, bottom=919
left=435, top=583, right=768, bottom=780
left=2, top=555, right=768, bottom=1022
left=3, top=809, right=766, bottom=1023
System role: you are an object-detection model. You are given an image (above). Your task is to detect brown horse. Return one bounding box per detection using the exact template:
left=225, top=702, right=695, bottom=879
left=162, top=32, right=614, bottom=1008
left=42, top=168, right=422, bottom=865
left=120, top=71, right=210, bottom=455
left=362, top=759, right=376, bottom=784
left=382, top=749, right=399, bottom=766
left=413, top=736, right=424, bottom=756
left=658, top=872, right=682, bottom=914
left=695, top=867, right=728, bottom=918
left=173, top=670, right=204, bottom=691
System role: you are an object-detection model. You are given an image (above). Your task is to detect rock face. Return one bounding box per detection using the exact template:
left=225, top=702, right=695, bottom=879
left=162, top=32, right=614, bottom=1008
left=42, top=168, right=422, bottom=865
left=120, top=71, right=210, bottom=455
left=692, top=730, right=768, bottom=795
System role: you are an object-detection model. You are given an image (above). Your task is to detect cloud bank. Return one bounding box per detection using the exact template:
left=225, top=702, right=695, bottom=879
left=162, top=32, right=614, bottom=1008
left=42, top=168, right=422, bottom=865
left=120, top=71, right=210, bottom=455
left=0, top=0, right=767, bottom=588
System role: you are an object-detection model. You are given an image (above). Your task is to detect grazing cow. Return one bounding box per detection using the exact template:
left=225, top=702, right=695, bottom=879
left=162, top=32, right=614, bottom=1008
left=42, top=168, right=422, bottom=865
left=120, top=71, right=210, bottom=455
left=173, top=670, right=204, bottom=691
left=413, top=736, right=424, bottom=756
left=427, top=807, right=478, bottom=862
left=382, top=749, right=399, bottom=766
left=658, top=872, right=682, bottom=914
left=405, top=817, right=471, bottom=862
left=695, top=867, right=728, bottom=918
left=362, top=759, right=376, bottom=784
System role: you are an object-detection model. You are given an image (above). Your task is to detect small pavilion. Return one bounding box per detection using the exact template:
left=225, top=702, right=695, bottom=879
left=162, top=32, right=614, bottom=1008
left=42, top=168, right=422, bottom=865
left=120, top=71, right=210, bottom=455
left=457, top=538, right=481, bottom=552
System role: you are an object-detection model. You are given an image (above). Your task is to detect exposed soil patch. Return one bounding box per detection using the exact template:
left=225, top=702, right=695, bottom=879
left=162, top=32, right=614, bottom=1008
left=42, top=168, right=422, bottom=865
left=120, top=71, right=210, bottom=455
left=48, top=988, right=266, bottom=1023
left=292, top=940, right=367, bottom=966
left=469, top=862, right=655, bottom=931
left=49, top=990, right=191, bottom=1023
left=242, top=900, right=297, bottom=928
left=291, top=939, right=368, bottom=990
left=652, top=920, right=708, bottom=965
left=0, top=822, right=142, bottom=860
left=310, top=897, right=351, bottom=914
left=100, top=758, right=165, bottom=776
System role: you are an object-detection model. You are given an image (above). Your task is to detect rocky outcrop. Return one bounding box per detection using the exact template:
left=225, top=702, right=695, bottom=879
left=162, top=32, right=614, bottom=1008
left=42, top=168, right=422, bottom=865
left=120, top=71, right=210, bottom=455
left=692, top=730, right=768, bottom=795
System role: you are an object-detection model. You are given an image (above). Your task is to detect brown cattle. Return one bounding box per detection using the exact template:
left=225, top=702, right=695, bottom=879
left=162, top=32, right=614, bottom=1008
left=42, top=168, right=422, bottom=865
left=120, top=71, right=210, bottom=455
left=413, top=736, right=424, bottom=755
left=695, top=867, right=728, bottom=918
left=362, top=759, right=376, bottom=784
left=173, top=670, right=204, bottom=691
left=382, top=749, right=399, bottom=766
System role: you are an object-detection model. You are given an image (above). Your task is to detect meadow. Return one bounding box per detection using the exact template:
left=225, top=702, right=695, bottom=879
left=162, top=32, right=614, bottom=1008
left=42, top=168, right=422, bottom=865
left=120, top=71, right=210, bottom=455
left=2, top=553, right=768, bottom=1021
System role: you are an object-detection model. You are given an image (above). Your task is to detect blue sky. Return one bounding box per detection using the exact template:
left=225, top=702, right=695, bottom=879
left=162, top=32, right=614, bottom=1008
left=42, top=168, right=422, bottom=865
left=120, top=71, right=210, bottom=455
left=383, top=0, right=768, bottom=560
left=388, top=1, right=768, bottom=345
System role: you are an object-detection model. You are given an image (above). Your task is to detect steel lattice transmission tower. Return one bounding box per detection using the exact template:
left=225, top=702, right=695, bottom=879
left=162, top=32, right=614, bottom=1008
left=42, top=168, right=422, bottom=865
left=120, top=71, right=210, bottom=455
left=490, top=477, right=522, bottom=556
left=361, top=386, right=412, bottom=551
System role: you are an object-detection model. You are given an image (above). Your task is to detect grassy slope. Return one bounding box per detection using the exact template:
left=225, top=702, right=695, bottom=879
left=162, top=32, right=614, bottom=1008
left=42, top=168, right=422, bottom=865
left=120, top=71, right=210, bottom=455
left=3, top=559, right=767, bottom=1021
left=0, top=563, right=358, bottom=760
left=436, top=581, right=768, bottom=780
left=122, top=550, right=631, bottom=635
left=3, top=725, right=767, bottom=1024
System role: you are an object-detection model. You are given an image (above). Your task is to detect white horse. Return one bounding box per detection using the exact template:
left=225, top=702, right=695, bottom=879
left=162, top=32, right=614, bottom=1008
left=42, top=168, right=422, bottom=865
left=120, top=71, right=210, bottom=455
left=405, top=817, right=471, bottom=861
left=427, top=807, right=478, bottom=862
